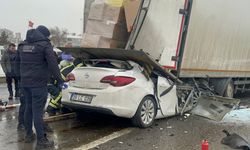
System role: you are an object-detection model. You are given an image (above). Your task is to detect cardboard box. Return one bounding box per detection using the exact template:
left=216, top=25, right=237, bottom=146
left=98, top=38, right=127, bottom=48
left=86, top=19, right=128, bottom=41
left=110, top=40, right=127, bottom=48
left=86, top=20, right=115, bottom=38
left=81, top=34, right=101, bottom=47
left=98, top=36, right=111, bottom=48
left=124, top=0, right=141, bottom=32
left=112, top=23, right=129, bottom=41
left=88, top=0, right=124, bottom=23
left=88, top=1, right=105, bottom=20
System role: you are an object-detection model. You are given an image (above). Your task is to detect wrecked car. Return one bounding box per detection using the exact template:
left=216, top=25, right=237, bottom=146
left=59, top=47, right=196, bottom=128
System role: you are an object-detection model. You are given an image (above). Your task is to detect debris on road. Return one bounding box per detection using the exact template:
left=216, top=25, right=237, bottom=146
left=184, top=131, right=188, bottom=134
left=167, top=126, right=172, bottom=129
left=118, top=141, right=124, bottom=144
left=0, top=100, right=19, bottom=111
left=221, top=130, right=250, bottom=150
left=184, top=113, right=191, bottom=119
left=191, top=95, right=240, bottom=121
left=43, top=112, right=76, bottom=122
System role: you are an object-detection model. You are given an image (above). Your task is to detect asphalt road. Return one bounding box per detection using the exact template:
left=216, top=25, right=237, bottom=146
left=0, top=84, right=250, bottom=150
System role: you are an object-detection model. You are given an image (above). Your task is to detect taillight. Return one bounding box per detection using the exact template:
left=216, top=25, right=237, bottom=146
left=100, top=76, right=135, bottom=87
left=100, top=75, right=114, bottom=83
left=66, top=73, right=75, bottom=82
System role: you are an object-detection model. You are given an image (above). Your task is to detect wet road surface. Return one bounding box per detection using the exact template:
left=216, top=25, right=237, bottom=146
left=0, top=84, right=130, bottom=150
left=90, top=93, right=250, bottom=150
left=1, top=84, right=250, bottom=150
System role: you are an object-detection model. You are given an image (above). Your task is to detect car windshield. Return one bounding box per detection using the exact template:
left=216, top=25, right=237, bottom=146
left=83, top=59, right=133, bottom=70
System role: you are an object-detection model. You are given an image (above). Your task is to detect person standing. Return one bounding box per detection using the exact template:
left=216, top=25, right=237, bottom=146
left=1, top=43, right=19, bottom=100
left=15, top=25, right=63, bottom=149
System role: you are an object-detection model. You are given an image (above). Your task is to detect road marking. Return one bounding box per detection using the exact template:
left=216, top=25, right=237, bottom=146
left=73, top=128, right=133, bottom=150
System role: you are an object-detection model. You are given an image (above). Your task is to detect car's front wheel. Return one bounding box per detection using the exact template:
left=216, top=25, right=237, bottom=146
left=132, top=96, right=157, bottom=128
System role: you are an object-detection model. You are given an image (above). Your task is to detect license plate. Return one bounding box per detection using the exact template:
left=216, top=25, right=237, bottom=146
left=70, top=93, right=94, bottom=104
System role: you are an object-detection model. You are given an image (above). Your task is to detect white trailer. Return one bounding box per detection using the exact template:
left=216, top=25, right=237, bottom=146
left=126, top=0, right=250, bottom=97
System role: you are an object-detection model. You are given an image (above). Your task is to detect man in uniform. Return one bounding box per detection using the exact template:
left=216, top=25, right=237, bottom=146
left=16, top=25, right=63, bottom=149
left=46, top=58, right=84, bottom=116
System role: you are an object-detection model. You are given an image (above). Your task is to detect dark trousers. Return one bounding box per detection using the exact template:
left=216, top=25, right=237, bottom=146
left=22, top=87, right=47, bottom=140
left=18, top=91, right=25, bottom=126
left=6, top=75, right=19, bottom=96
left=47, top=85, right=62, bottom=115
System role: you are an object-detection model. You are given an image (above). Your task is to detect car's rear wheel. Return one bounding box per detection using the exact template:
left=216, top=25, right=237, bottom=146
left=132, top=96, right=157, bottom=128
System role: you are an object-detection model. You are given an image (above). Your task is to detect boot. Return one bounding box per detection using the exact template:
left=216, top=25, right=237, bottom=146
left=25, top=133, right=36, bottom=143
left=8, top=95, right=13, bottom=100
left=36, top=136, right=54, bottom=149
left=17, top=124, right=25, bottom=131
left=46, top=106, right=57, bottom=116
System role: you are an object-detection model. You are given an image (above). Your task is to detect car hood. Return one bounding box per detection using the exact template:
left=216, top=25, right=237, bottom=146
left=58, top=47, right=181, bottom=83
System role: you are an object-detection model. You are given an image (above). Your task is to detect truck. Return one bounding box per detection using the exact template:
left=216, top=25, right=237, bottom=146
left=126, top=0, right=250, bottom=98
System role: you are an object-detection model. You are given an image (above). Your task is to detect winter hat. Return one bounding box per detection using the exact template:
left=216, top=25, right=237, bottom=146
left=36, top=25, right=50, bottom=37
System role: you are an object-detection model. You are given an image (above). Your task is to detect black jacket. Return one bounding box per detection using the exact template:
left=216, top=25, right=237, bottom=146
left=15, top=29, right=63, bottom=87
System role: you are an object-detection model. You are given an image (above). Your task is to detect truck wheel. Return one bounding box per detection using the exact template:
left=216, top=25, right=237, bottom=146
left=224, top=81, right=234, bottom=98
left=132, top=96, right=157, bottom=128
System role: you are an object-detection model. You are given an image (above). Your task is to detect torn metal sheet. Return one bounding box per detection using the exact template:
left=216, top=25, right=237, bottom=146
left=221, top=130, right=250, bottom=150
left=58, top=47, right=181, bottom=83
left=191, top=95, right=240, bottom=121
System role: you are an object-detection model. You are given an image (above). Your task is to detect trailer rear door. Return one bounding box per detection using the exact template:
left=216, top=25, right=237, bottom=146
left=126, top=0, right=188, bottom=70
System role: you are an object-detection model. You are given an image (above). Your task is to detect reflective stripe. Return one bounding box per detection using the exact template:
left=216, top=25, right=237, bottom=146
left=49, top=102, right=57, bottom=109
left=61, top=73, right=66, bottom=81
left=76, top=63, right=84, bottom=68
left=51, top=92, right=62, bottom=105
left=60, top=64, right=74, bottom=81
left=61, top=64, right=74, bottom=73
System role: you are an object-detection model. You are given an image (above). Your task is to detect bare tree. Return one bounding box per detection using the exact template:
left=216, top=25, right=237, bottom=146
left=50, top=27, right=68, bottom=47
left=0, top=31, right=10, bottom=45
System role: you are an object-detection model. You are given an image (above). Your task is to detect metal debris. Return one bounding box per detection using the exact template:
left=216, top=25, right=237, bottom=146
left=191, top=95, right=240, bottom=121
left=167, top=126, right=172, bottom=129
left=221, top=130, right=250, bottom=150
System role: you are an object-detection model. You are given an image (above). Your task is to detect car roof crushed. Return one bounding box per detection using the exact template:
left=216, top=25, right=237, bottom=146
left=58, top=47, right=181, bottom=83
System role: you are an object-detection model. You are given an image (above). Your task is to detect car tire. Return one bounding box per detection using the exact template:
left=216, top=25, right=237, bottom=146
left=132, top=96, right=157, bottom=128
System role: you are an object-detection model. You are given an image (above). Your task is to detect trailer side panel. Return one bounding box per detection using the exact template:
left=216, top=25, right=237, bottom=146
left=180, top=0, right=250, bottom=78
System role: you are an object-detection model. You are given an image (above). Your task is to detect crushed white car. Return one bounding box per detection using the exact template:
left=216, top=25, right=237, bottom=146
left=60, top=48, right=195, bottom=128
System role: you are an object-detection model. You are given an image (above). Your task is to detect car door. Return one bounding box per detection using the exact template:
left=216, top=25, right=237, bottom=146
left=156, top=76, right=179, bottom=118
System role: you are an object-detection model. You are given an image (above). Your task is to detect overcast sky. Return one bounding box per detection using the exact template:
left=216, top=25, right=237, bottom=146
left=0, top=0, right=85, bottom=39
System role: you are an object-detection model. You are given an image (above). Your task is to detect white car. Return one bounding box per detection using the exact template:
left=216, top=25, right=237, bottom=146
left=61, top=48, right=192, bottom=128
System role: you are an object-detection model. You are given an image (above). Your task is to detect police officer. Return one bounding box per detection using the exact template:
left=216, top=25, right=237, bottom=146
left=16, top=25, right=63, bottom=149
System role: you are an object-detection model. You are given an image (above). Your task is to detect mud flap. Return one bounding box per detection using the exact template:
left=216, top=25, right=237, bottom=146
left=191, top=95, right=240, bottom=121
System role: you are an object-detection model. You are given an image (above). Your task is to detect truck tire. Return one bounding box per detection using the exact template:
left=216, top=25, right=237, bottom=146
left=224, top=80, right=234, bottom=98
left=132, top=96, right=157, bottom=128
